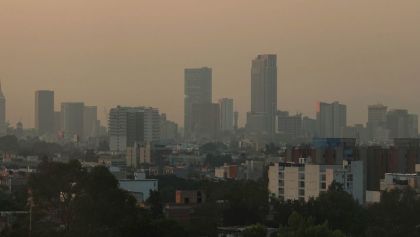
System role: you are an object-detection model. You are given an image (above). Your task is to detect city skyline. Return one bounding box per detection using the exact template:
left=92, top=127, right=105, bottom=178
left=2, top=1, right=420, bottom=128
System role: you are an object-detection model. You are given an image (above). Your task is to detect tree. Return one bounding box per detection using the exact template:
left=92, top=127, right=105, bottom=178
left=278, top=212, right=346, bottom=237
left=367, top=188, right=420, bottom=237
left=147, top=190, right=163, bottom=219
left=243, top=224, right=267, bottom=237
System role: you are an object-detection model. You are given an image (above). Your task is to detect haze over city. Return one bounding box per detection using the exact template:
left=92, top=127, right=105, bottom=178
left=1, top=0, right=420, bottom=128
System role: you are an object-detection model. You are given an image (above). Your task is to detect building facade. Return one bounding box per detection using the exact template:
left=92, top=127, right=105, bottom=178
left=35, top=90, right=55, bottom=135
left=184, top=67, right=212, bottom=138
left=109, top=106, right=160, bottom=152
left=246, top=54, right=277, bottom=136
left=219, top=98, right=234, bottom=132
left=316, top=101, right=347, bottom=138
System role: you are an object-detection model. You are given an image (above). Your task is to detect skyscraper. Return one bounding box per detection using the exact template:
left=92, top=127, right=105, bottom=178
left=0, top=82, right=6, bottom=136
left=83, top=106, right=99, bottom=139
left=35, top=90, right=54, bottom=135
left=246, top=54, right=277, bottom=136
left=61, top=102, right=85, bottom=140
left=184, top=67, right=212, bottom=137
left=316, top=101, right=347, bottom=138
left=218, top=98, right=234, bottom=132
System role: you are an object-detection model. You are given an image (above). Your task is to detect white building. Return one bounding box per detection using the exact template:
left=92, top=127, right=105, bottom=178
left=268, top=159, right=365, bottom=203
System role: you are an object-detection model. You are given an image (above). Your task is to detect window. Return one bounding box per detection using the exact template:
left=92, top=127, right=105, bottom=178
left=299, top=181, right=305, bottom=188
left=299, top=189, right=305, bottom=196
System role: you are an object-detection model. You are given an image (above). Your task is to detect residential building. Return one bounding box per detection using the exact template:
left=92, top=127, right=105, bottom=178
left=316, top=101, right=347, bottom=138
left=126, top=142, right=151, bottom=168
left=109, top=106, right=160, bottom=152
left=160, top=113, right=178, bottom=141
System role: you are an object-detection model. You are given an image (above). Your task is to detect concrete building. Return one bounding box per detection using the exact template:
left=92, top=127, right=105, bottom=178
left=215, top=164, right=239, bottom=179
left=246, top=54, right=277, bottom=136
left=83, top=106, right=99, bottom=140
left=184, top=67, right=212, bottom=138
left=109, top=106, right=160, bottom=152
left=367, top=104, right=388, bottom=141
left=268, top=159, right=365, bottom=203
left=386, top=109, right=418, bottom=138
left=0, top=82, right=6, bottom=136
left=35, top=90, right=54, bottom=135
left=61, top=102, right=84, bottom=141
left=126, top=142, right=151, bottom=168
left=277, top=111, right=302, bottom=140
left=316, top=101, right=347, bottom=138
left=191, top=103, right=220, bottom=139
left=342, top=124, right=368, bottom=144
left=219, top=98, right=234, bottom=132
left=160, top=113, right=178, bottom=141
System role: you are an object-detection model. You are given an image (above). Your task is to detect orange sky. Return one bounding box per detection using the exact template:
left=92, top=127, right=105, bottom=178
left=1, top=0, right=420, bottom=128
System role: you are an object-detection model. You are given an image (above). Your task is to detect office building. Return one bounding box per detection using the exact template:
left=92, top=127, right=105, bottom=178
left=191, top=103, right=220, bottom=139
left=61, top=102, right=84, bottom=140
left=35, top=90, right=55, bottom=135
left=316, top=101, right=347, bottom=138
left=246, top=54, right=277, bottom=136
left=109, top=106, right=160, bottom=152
left=184, top=67, right=212, bottom=138
left=218, top=98, right=234, bottom=132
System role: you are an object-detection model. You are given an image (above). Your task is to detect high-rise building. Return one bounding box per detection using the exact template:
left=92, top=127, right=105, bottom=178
left=0, top=82, right=6, bottom=136
left=83, top=106, right=99, bottom=140
left=35, top=90, right=55, bottom=135
left=277, top=111, right=302, bottom=139
left=386, top=109, right=418, bottom=138
left=246, top=54, right=277, bottom=136
left=234, top=111, right=239, bottom=130
left=218, top=98, right=234, bottom=132
left=191, top=103, right=220, bottom=139
left=160, top=113, right=178, bottom=141
left=184, top=67, right=212, bottom=137
left=109, top=106, right=160, bottom=152
left=367, top=104, right=388, bottom=140
left=61, top=102, right=85, bottom=140
left=316, top=101, right=347, bottom=138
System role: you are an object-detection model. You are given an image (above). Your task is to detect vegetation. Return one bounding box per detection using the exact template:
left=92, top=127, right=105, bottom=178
left=2, top=157, right=420, bottom=236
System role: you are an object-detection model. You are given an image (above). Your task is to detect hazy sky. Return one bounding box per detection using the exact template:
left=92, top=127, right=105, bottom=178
left=1, top=0, right=420, bottom=128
